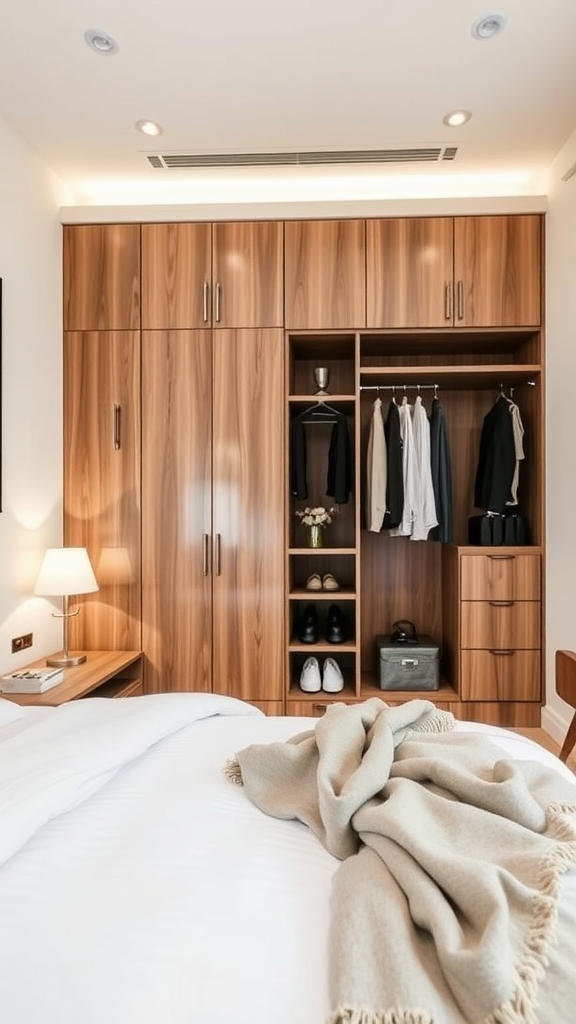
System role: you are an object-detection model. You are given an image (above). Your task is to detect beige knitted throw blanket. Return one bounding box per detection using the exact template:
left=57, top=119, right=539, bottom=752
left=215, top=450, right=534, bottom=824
left=225, top=698, right=576, bottom=1024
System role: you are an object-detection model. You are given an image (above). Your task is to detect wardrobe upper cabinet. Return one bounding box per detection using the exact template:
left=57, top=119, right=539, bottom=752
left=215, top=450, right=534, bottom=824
left=141, top=221, right=284, bottom=329
left=454, top=214, right=542, bottom=327
left=366, top=217, right=454, bottom=329
left=63, top=225, right=141, bottom=331
left=284, top=219, right=366, bottom=329
left=366, top=214, right=542, bottom=329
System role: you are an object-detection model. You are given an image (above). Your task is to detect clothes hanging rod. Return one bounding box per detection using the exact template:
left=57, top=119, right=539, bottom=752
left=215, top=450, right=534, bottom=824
left=359, top=384, right=439, bottom=391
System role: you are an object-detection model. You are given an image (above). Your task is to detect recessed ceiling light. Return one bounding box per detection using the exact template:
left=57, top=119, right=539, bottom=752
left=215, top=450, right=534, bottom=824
left=84, top=29, right=119, bottom=55
left=471, top=13, right=507, bottom=39
left=135, top=120, right=164, bottom=137
left=443, top=110, right=472, bottom=128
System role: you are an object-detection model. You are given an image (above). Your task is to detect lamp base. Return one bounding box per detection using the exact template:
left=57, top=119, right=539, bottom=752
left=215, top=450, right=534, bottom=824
left=46, top=653, right=87, bottom=668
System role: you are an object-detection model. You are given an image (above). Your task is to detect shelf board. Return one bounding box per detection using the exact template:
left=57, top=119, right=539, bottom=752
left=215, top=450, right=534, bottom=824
left=290, top=588, right=356, bottom=600
left=359, top=364, right=541, bottom=390
left=289, top=640, right=357, bottom=653
left=289, top=547, right=356, bottom=555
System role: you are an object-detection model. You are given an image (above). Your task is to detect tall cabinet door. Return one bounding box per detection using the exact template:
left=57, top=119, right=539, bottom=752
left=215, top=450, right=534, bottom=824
left=64, top=331, right=141, bottom=650
left=212, top=329, right=285, bottom=702
left=366, top=217, right=454, bottom=328
left=141, top=330, right=213, bottom=693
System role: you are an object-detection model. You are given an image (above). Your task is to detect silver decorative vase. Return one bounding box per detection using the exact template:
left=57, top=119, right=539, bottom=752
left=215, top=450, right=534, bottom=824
left=313, top=367, right=330, bottom=395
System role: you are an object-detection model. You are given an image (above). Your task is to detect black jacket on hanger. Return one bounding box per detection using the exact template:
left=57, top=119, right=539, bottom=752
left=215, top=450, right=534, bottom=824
left=383, top=400, right=404, bottom=529
left=474, top=394, right=516, bottom=512
left=429, top=396, right=453, bottom=543
left=291, top=411, right=352, bottom=505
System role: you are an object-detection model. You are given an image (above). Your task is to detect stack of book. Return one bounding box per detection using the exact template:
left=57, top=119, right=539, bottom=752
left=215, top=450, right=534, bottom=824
left=1, top=668, right=64, bottom=694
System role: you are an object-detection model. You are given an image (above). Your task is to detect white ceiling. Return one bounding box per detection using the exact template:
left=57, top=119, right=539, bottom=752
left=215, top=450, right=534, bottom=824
left=1, top=0, right=576, bottom=206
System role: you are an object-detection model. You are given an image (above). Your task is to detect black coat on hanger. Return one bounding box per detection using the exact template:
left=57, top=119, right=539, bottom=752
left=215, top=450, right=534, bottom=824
left=474, top=394, right=516, bottom=512
left=291, top=409, right=352, bottom=505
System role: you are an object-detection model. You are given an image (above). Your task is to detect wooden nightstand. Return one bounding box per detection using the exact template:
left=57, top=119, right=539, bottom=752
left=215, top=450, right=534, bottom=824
left=1, top=651, right=142, bottom=706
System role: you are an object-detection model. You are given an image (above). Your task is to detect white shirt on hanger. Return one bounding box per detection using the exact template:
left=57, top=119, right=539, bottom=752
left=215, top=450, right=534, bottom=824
left=411, top=395, right=438, bottom=541
left=366, top=397, right=387, bottom=532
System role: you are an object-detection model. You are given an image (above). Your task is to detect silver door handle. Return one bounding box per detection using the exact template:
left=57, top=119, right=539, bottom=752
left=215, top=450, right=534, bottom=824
left=203, top=281, right=210, bottom=323
left=113, top=403, right=121, bottom=450
left=215, top=282, right=221, bottom=323
left=202, top=534, right=210, bottom=576
left=488, top=600, right=515, bottom=607
left=213, top=533, right=221, bottom=576
left=457, top=279, right=464, bottom=320
left=445, top=281, right=452, bottom=320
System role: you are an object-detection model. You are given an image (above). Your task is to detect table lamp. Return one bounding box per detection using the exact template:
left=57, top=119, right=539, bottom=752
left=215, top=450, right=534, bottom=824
left=34, top=547, right=99, bottom=667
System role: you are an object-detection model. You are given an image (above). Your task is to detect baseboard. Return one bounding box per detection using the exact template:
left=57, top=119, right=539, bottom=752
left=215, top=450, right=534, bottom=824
left=541, top=704, right=570, bottom=745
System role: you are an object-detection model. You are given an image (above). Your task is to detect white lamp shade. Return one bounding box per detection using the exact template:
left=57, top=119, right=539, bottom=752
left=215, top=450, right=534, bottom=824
left=35, top=547, right=99, bottom=597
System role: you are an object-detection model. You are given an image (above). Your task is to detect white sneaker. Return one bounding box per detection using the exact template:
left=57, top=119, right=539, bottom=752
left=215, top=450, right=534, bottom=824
left=322, top=657, right=344, bottom=693
left=300, top=656, right=321, bottom=692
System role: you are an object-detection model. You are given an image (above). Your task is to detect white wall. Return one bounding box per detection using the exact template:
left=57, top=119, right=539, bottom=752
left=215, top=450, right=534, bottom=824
left=541, top=129, right=576, bottom=742
left=0, top=113, right=70, bottom=673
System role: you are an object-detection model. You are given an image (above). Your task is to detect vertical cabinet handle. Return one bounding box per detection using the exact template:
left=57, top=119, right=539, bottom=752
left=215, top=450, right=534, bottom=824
left=203, top=281, right=210, bottom=323
left=213, top=533, right=221, bottom=576
left=113, top=403, right=121, bottom=450
left=457, top=279, right=464, bottom=320
left=444, top=281, right=452, bottom=320
left=215, top=282, right=222, bottom=323
left=202, top=534, right=210, bottom=576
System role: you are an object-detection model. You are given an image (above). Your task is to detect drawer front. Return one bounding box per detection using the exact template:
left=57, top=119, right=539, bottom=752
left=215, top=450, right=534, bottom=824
left=461, top=650, right=541, bottom=701
left=461, top=601, right=541, bottom=649
left=461, top=554, right=541, bottom=601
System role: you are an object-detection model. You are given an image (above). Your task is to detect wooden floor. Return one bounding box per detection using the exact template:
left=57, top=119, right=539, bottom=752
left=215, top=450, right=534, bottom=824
left=511, top=727, right=576, bottom=776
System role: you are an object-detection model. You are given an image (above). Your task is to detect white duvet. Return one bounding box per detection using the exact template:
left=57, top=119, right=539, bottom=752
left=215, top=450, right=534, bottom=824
left=0, top=693, right=574, bottom=1024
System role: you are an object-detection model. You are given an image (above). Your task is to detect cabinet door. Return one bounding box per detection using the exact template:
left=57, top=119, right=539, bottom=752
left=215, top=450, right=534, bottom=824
left=212, top=329, right=285, bottom=700
left=212, top=221, right=284, bottom=327
left=141, top=222, right=212, bottom=329
left=63, top=225, right=140, bottom=331
left=285, top=219, right=366, bottom=329
left=454, top=215, right=542, bottom=327
left=141, top=330, right=213, bottom=693
left=64, top=331, right=141, bottom=650
left=366, top=217, right=454, bottom=328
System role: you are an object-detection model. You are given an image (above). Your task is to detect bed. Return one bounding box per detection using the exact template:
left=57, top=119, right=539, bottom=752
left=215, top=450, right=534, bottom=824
left=0, top=691, right=575, bottom=1024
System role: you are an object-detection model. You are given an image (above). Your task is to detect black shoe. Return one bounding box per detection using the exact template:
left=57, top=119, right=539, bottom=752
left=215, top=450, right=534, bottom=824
left=326, top=604, right=346, bottom=644
left=298, top=603, right=318, bottom=644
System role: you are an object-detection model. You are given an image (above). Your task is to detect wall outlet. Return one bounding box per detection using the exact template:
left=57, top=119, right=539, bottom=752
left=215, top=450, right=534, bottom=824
left=11, top=632, right=33, bottom=653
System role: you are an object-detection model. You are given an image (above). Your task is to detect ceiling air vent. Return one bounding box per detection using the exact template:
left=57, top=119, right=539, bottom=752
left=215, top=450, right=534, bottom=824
left=146, top=146, right=459, bottom=170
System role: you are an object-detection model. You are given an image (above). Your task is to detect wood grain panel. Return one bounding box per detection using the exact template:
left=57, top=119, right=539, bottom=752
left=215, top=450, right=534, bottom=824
left=454, top=215, right=542, bottom=327
left=212, top=221, right=284, bottom=327
left=64, top=331, right=141, bottom=651
left=63, top=225, right=140, bottom=331
left=366, top=217, right=454, bottom=328
left=284, top=220, right=366, bottom=329
left=446, top=702, right=541, bottom=727
left=461, top=650, right=541, bottom=701
left=212, top=329, right=285, bottom=699
left=141, top=222, right=212, bottom=329
left=461, top=600, right=541, bottom=649
left=460, top=553, right=541, bottom=600
left=141, top=330, right=213, bottom=693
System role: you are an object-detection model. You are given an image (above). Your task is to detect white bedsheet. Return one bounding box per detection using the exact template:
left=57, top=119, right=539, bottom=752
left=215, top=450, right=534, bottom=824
left=0, top=695, right=574, bottom=1024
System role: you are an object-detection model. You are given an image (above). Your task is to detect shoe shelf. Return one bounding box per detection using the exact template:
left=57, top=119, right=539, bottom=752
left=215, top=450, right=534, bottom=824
left=289, top=589, right=356, bottom=600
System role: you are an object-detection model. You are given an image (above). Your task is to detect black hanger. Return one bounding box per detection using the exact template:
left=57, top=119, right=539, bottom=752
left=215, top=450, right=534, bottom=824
left=299, top=399, right=341, bottom=424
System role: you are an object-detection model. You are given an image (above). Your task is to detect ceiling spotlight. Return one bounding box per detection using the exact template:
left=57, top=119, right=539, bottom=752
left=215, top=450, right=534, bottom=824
left=135, top=120, right=164, bottom=137
left=443, top=110, right=472, bottom=128
left=84, top=29, right=119, bottom=55
left=471, top=13, right=506, bottom=39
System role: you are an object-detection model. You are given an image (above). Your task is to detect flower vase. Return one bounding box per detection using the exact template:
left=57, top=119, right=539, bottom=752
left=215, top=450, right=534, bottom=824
left=308, top=525, right=323, bottom=548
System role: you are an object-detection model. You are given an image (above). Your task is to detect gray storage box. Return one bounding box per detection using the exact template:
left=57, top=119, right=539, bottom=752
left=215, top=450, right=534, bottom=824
left=376, top=635, right=440, bottom=691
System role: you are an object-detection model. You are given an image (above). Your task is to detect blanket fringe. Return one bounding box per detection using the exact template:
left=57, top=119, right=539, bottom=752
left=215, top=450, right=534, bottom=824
left=327, top=1008, right=432, bottom=1024
left=222, top=757, right=243, bottom=785
left=482, top=802, right=576, bottom=1024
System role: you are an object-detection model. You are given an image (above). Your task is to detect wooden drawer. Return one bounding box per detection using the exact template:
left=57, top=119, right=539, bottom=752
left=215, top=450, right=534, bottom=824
left=286, top=698, right=359, bottom=717
left=461, top=601, right=541, bottom=649
left=460, top=553, right=540, bottom=601
left=460, top=650, right=541, bottom=701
